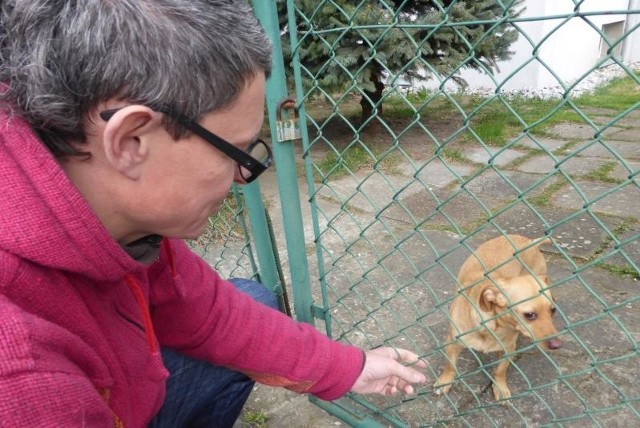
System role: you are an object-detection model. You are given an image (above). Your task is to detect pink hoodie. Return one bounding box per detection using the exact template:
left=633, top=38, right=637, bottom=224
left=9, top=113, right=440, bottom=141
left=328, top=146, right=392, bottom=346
left=0, top=110, right=364, bottom=427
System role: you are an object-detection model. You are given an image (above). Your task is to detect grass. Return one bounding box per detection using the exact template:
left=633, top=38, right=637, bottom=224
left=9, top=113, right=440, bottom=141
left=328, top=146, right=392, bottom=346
left=579, top=161, right=623, bottom=184
left=589, top=217, right=640, bottom=280
left=468, top=108, right=514, bottom=146
left=511, top=97, right=583, bottom=135
left=242, top=410, right=268, bottom=428
left=438, top=147, right=468, bottom=163
left=596, top=262, right=640, bottom=280
left=528, top=180, right=570, bottom=208
left=187, top=193, right=245, bottom=250
left=574, top=72, right=640, bottom=110
left=315, top=143, right=403, bottom=180
left=315, top=145, right=370, bottom=180
left=309, top=70, right=638, bottom=181
left=377, top=91, right=586, bottom=150
left=462, top=96, right=586, bottom=145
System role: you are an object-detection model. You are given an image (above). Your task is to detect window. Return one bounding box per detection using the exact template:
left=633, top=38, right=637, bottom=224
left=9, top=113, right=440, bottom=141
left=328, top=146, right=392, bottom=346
left=599, top=21, right=625, bottom=61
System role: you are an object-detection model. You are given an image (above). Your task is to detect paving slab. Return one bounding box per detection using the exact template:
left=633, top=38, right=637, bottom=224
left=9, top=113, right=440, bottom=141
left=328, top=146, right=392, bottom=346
left=553, top=180, right=640, bottom=218
left=411, top=159, right=477, bottom=189
left=580, top=107, right=621, bottom=117
left=557, top=155, right=615, bottom=176
left=599, top=224, right=640, bottom=270
left=381, top=186, right=503, bottom=231
left=484, top=202, right=626, bottom=260
left=312, top=159, right=478, bottom=219
left=569, top=139, right=640, bottom=160
left=589, top=115, right=620, bottom=127
left=516, top=154, right=610, bottom=175
left=546, top=123, right=599, bottom=140
left=611, top=160, right=640, bottom=183
left=604, top=127, right=640, bottom=142
left=461, top=169, right=561, bottom=201
left=515, top=154, right=559, bottom=174
left=588, top=113, right=640, bottom=129
left=515, top=135, right=568, bottom=152
left=464, top=146, right=529, bottom=167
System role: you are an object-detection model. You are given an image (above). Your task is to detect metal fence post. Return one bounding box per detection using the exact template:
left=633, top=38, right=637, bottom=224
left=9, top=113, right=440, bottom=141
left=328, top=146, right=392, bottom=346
left=239, top=184, right=285, bottom=307
left=252, top=0, right=315, bottom=324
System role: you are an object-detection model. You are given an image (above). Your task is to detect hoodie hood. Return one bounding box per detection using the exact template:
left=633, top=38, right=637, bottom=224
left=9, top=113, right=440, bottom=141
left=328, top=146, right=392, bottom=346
left=0, top=109, right=140, bottom=281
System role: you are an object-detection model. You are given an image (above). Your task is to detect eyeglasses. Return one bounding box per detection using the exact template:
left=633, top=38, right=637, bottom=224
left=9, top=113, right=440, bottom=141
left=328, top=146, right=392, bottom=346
left=100, top=107, right=272, bottom=183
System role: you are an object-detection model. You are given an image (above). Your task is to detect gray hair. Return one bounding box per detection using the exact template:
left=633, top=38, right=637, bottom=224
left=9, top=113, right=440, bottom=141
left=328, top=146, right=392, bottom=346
left=0, top=0, right=272, bottom=157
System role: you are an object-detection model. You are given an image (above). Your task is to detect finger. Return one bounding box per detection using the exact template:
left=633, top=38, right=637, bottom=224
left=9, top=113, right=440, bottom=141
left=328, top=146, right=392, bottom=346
left=390, top=348, right=428, bottom=369
left=396, top=348, right=427, bottom=368
left=402, top=383, right=415, bottom=395
left=387, top=348, right=427, bottom=368
left=394, top=377, right=420, bottom=395
left=390, top=361, right=427, bottom=385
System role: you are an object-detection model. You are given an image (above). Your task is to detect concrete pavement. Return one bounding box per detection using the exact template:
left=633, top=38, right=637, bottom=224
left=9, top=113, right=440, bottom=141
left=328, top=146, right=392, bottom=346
left=237, top=106, right=639, bottom=427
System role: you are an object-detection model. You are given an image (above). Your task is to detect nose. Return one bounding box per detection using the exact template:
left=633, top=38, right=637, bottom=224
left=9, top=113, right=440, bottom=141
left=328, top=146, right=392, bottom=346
left=546, top=338, right=562, bottom=350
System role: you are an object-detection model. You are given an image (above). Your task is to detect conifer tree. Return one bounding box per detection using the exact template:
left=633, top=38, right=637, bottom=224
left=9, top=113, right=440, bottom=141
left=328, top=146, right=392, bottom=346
left=280, top=0, right=523, bottom=124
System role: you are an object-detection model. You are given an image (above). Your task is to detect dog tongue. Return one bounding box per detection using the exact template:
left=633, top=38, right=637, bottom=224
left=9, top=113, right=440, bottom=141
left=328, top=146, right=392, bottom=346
left=547, top=338, right=562, bottom=350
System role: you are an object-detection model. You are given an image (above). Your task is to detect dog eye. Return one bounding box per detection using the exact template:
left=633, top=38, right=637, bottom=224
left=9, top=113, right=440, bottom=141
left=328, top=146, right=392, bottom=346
left=551, top=307, right=557, bottom=316
left=523, top=312, right=537, bottom=321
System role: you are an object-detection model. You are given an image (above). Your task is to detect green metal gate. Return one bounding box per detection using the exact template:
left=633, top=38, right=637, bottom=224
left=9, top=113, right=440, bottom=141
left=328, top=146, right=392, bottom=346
left=245, top=1, right=640, bottom=426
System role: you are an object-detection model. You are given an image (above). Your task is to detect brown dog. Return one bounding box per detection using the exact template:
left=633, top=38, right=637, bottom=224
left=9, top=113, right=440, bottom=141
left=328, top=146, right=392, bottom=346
left=434, top=234, right=562, bottom=403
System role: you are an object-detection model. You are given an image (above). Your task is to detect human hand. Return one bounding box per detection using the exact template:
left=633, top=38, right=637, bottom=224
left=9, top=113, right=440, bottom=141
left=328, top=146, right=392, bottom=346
left=350, top=347, right=427, bottom=396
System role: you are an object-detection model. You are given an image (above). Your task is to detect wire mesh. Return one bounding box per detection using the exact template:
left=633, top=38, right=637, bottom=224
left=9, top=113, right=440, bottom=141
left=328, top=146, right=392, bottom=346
left=188, top=186, right=260, bottom=280
left=278, top=0, right=640, bottom=426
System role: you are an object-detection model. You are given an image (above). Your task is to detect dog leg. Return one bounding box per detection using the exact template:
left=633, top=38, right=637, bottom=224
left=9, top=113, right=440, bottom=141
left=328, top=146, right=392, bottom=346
left=491, top=340, right=517, bottom=404
left=434, top=340, right=463, bottom=396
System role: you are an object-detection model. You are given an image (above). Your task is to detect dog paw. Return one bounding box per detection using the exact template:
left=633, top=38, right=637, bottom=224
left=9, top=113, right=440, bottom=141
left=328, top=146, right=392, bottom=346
left=433, top=380, right=452, bottom=396
left=492, top=383, right=511, bottom=404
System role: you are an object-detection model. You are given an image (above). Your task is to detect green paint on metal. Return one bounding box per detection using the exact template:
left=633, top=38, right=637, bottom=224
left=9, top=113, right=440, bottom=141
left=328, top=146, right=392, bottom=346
left=253, top=0, right=315, bottom=324
left=241, top=183, right=283, bottom=298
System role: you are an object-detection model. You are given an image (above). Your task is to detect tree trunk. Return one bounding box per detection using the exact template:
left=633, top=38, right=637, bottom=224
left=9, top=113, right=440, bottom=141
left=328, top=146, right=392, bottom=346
left=359, top=70, right=385, bottom=127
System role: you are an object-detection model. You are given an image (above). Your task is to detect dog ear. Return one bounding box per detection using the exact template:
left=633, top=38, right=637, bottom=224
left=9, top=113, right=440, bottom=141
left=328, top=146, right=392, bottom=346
left=480, top=282, right=508, bottom=312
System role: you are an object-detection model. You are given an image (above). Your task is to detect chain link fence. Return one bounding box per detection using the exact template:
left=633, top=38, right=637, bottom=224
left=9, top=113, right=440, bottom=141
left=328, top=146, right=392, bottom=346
left=265, top=0, right=640, bottom=426
left=188, top=188, right=260, bottom=279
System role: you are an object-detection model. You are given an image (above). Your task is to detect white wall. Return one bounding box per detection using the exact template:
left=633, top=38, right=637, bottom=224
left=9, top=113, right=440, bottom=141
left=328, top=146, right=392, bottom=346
left=535, top=0, right=631, bottom=88
left=622, top=0, right=640, bottom=62
left=456, top=0, right=547, bottom=92
left=416, top=0, right=639, bottom=94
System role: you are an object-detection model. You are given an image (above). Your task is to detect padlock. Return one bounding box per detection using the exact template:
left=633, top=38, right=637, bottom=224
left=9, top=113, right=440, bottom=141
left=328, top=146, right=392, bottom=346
left=276, top=97, right=302, bottom=142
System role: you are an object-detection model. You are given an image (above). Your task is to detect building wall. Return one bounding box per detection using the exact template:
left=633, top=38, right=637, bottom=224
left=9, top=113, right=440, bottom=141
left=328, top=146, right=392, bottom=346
left=419, top=0, right=638, bottom=94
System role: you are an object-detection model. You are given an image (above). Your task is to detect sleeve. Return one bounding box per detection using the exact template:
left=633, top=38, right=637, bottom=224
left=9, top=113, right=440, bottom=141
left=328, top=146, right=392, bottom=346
left=148, top=239, right=364, bottom=401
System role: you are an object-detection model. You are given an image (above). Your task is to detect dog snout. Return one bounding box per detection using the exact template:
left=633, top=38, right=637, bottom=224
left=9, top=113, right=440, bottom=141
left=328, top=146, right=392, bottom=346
left=546, top=338, right=562, bottom=350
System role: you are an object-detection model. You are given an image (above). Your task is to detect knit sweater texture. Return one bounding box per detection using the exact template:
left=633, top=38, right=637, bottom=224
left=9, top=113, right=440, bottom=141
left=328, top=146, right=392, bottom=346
left=0, top=110, right=364, bottom=427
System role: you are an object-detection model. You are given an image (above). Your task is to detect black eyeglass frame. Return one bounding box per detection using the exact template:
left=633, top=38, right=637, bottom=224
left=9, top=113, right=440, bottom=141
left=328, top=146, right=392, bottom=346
left=99, top=107, right=272, bottom=183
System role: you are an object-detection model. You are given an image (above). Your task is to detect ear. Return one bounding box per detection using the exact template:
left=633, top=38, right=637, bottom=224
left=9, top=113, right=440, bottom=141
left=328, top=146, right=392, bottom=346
left=100, top=105, right=164, bottom=179
left=480, top=281, right=508, bottom=312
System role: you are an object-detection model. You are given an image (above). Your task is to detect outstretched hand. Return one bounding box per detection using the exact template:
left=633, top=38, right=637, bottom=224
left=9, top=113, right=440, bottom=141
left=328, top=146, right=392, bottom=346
left=350, top=347, right=427, bottom=396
